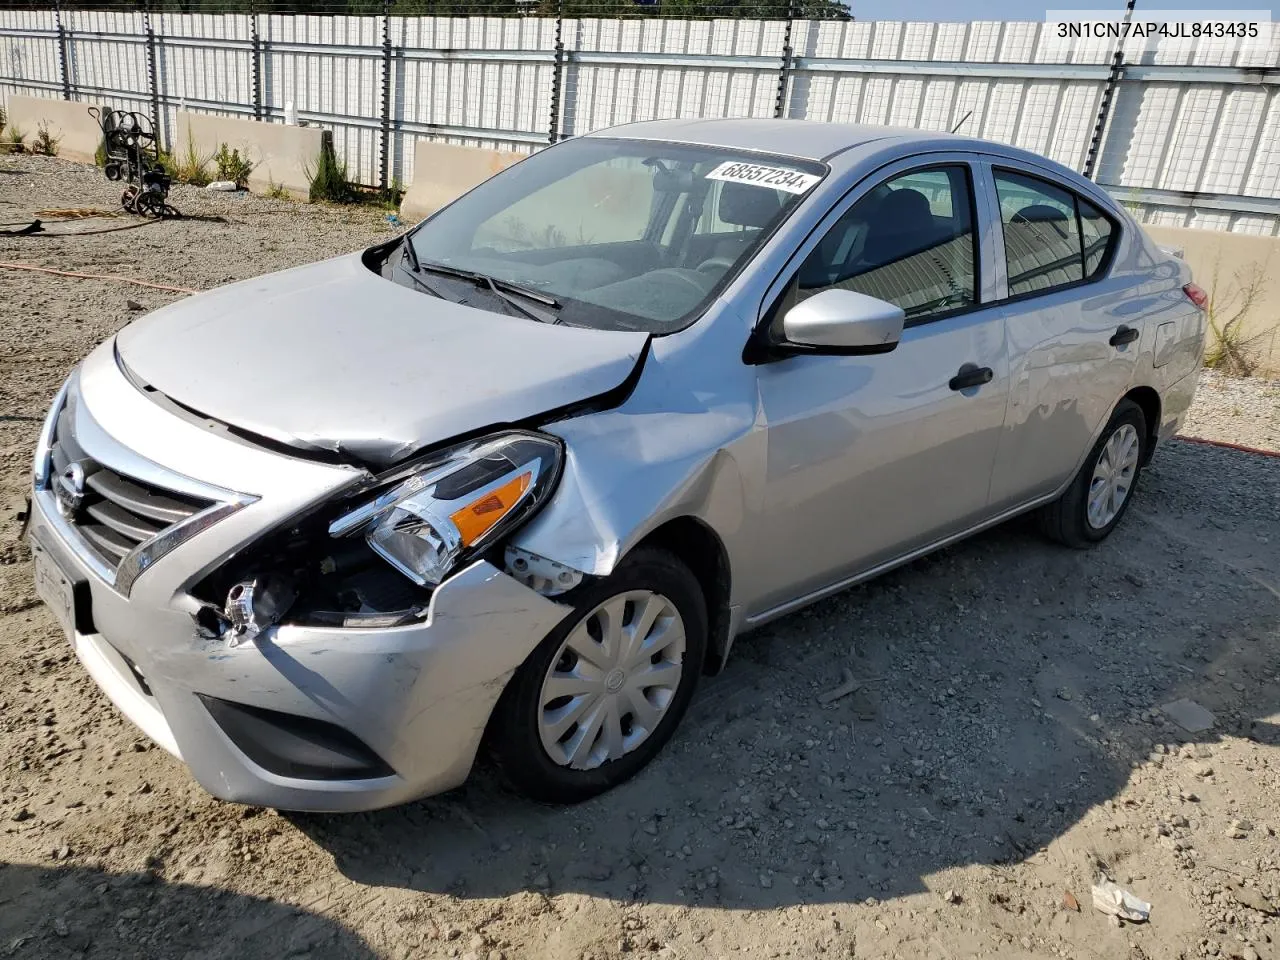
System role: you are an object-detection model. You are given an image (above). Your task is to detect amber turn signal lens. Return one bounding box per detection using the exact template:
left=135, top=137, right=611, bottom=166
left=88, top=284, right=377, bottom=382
left=450, top=471, right=532, bottom=546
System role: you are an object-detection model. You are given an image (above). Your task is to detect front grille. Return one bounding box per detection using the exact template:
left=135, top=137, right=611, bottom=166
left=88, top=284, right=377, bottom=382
left=49, top=396, right=214, bottom=572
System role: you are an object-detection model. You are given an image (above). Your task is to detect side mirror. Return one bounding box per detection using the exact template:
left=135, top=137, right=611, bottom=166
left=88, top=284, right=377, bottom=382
left=780, top=288, right=905, bottom=355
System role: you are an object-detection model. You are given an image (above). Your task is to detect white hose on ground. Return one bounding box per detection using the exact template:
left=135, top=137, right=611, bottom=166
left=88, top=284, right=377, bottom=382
left=0, top=261, right=198, bottom=295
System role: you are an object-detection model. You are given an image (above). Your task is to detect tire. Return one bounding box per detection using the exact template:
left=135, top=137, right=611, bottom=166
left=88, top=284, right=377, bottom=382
left=1039, top=399, right=1147, bottom=548
left=135, top=191, right=164, bottom=219
left=490, top=547, right=707, bottom=803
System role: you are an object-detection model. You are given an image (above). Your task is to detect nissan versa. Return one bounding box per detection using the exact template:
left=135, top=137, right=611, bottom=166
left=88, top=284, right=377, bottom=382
left=29, top=119, right=1206, bottom=810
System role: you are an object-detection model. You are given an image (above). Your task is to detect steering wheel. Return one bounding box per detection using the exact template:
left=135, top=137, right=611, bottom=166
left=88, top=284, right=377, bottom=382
left=695, top=256, right=736, bottom=275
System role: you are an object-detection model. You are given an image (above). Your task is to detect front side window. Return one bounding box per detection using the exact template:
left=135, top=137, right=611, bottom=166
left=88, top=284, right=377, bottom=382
left=408, top=138, right=825, bottom=334
left=788, top=165, right=978, bottom=325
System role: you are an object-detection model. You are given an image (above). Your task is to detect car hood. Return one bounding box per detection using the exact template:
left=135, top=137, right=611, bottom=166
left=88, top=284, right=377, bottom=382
left=115, top=253, right=649, bottom=467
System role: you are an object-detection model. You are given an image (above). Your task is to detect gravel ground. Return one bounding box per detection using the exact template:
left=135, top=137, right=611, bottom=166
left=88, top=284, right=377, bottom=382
left=2, top=156, right=1279, bottom=960
left=1182, top=370, right=1280, bottom=453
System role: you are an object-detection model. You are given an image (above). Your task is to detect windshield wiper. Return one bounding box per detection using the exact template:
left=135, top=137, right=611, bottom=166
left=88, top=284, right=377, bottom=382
left=402, top=233, right=421, bottom=273
left=416, top=259, right=562, bottom=323
left=397, top=242, right=453, bottom=301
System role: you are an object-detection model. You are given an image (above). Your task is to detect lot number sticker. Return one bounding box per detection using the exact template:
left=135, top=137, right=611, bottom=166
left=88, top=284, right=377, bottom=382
left=706, top=161, right=820, bottom=195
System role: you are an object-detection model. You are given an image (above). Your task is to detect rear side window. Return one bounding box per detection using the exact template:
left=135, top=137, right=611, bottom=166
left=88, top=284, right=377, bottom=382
left=995, top=170, right=1084, bottom=296
left=1078, top=199, right=1114, bottom=277
left=994, top=168, right=1117, bottom=299
left=793, top=164, right=978, bottom=325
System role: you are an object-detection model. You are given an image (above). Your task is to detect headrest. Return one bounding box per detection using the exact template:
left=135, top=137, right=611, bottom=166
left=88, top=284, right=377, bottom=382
left=718, top=182, right=783, bottom=228
left=874, top=188, right=932, bottom=226
left=1013, top=203, right=1069, bottom=223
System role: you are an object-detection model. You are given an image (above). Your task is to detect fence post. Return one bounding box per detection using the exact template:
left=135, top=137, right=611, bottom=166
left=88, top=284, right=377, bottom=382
left=53, top=0, right=72, bottom=101
left=142, top=1, right=162, bottom=148
left=1083, top=0, right=1136, bottom=180
left=548, top=0, right=566, bottom=143
left=773, top=0, right=796, bottom=120
left=250, top=3, right=263, bottom=121
left=379, top=0, right=392, bottom=192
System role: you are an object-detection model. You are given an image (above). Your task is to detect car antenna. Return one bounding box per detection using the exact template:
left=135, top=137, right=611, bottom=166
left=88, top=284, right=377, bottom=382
left=950, top=111, right=973, bottom=134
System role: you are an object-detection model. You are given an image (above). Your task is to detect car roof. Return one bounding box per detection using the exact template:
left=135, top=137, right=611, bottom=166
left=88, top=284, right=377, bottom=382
left=587, top=118, right=975, bottom=162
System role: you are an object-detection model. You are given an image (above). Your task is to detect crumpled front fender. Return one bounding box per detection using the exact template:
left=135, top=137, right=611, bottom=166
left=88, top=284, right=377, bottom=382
left=510, top=318, right=763, bottom=593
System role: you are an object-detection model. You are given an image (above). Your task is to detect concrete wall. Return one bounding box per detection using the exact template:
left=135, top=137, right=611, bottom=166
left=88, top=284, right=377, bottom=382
left=4, top=94, right=104, bottom=164
left=1147, top=225, right=1280, bottom=376
left=175, top=111, right=323, bottom=197
left=400, top=141, right=524, bottom=222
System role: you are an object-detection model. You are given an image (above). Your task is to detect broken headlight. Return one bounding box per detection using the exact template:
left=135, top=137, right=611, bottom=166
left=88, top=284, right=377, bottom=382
left=328, top=431, right=562, bottom=587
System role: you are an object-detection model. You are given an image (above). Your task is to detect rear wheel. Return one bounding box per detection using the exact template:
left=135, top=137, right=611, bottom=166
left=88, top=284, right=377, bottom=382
left=135, top=191, right=165, bottom=218
left=1039, top=399, right=1147, bottom=548
left=491, top=548, right=706, bottom=803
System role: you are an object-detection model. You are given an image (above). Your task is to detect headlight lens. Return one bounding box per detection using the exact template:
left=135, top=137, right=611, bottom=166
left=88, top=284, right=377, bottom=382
left=328, top=431, right=562, bottom=587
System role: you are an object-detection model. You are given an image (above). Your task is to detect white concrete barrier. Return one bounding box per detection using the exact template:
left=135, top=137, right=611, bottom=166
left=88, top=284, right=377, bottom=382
left=4, top=95, right=105, bottom=164
left=175, top=111, right=323, bottom=197
left=400, top=141, right=524, bottom=222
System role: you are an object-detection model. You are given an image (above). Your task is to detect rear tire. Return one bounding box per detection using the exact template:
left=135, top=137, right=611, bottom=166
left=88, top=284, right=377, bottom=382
left=491, top=548, right=707, bottom=804
left=1039, top=399, right=1147, bottom=548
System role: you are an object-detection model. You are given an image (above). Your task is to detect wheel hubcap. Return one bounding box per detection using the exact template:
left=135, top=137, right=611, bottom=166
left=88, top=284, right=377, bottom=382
left=538, top=590, right=685, bottom=771
left=1087, top=423, right=1140, bottom=530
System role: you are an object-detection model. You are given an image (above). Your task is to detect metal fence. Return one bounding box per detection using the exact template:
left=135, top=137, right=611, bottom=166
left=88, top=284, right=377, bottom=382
left=2, top=10, right=1279, bottom=233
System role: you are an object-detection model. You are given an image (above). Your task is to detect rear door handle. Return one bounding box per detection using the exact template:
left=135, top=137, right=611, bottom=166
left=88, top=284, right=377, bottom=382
left=1109, top=325, right=1140, bottom=347
left=949, top=365, right=994, bottom=391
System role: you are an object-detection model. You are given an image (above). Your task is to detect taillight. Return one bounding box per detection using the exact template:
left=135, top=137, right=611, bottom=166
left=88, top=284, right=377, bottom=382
left=1183, top=282, right=1208, bottom=310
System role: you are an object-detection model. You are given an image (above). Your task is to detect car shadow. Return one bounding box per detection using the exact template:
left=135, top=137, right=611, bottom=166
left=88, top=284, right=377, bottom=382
left=290, top=439, right=1279, bottom=911
left=0, top=862, right=377, bottom=959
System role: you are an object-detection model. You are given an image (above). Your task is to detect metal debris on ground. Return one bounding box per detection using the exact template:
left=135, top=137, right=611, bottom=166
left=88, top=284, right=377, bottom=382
left=1161, top=698, right=1217, bottom=733
left=0, top=220, right=42, bottom=236
left=1091, top=876, right=1151, bottom=923
left=818, top=667, right=860, bottom=704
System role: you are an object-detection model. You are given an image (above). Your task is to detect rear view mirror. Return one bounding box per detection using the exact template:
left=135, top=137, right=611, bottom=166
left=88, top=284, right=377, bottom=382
left=780, top=289, right=905, bottom=355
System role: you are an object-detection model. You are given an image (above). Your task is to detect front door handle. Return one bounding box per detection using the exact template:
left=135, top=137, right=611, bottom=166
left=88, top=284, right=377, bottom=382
left=1110, top=325, right=1140, bottom=347
left=949, top=364, right=994, bottom=391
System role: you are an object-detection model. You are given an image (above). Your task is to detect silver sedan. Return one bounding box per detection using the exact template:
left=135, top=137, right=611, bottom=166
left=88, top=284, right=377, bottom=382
left=28, top=119, right=1206, bottom=810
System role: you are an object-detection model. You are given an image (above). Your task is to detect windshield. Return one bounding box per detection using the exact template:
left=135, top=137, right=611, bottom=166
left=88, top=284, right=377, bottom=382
left=406, top=138, right=825, bottom=334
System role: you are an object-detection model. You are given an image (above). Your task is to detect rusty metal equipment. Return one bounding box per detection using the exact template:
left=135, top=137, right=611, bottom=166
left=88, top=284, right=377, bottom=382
left=89, top=107, right=178, bottom=219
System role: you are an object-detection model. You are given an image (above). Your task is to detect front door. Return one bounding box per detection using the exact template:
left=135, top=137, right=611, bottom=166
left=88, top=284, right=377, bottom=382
left=747, top=159, right=1010, bottom=616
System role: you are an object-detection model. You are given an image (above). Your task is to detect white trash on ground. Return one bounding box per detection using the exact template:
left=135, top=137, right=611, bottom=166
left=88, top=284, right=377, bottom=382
left=1091, top=876, right=1152, bottom=923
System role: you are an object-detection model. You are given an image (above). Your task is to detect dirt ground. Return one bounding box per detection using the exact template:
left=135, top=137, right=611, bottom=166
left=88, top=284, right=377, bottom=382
left=2, top=156, right=1279, bottom=960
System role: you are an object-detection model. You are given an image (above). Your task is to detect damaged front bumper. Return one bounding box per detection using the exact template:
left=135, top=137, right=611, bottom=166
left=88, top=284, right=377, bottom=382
left=28, top=345, right=570, bottom=812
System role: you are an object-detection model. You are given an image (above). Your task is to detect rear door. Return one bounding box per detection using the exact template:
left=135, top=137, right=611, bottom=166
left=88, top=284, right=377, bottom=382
left=983, top=161, right=1138, bottom=509
left=747, top=155, right=1011, bottom=615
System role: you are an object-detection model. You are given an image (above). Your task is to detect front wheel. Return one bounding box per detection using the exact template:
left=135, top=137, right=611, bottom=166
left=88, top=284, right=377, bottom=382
left=490, top=548, right=707, bottom=803
left=1039, top=399, right=1147, bottom=548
